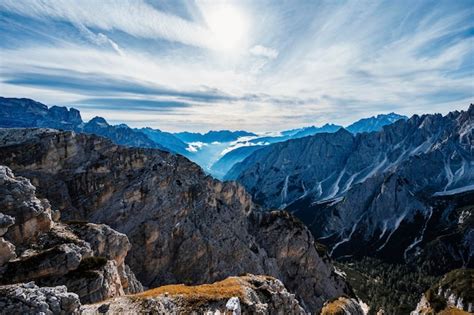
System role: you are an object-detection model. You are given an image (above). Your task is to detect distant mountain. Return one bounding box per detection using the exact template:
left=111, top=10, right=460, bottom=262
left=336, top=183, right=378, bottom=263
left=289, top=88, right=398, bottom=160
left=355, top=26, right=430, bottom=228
left=0, top=97, right=168, bottom=151
left=137, top=127, right=189, bottom=156
left=174, top=130, right=257, bottom=143
left=291, top=123, right=342, bottom=138
left=210, top=145, right=264, bottom=179
left=0, top=97, right=82, bottom=130
left=83, top=117, right=164, bottom=150
left=346, top=112, right=407, bottom=134
left=228, top=105, right=473, bottom=270
left=212, top=117, right=405, bottom=179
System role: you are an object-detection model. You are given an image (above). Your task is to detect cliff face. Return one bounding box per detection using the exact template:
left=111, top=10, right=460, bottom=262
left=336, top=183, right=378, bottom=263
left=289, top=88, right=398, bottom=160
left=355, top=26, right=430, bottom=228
left=0, top=128, right=351, bottom=313
left=228, top=105, right=473, bottom=265
left=0, top=165, right=143, bottom=305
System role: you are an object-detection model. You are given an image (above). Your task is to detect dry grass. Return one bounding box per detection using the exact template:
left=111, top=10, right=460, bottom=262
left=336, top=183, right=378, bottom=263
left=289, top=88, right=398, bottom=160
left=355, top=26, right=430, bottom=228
left=320, top=298, right=347, bottom=315
left=438, top=308, right=472, bottom=315
left=134, top=276, right=246, bottom=302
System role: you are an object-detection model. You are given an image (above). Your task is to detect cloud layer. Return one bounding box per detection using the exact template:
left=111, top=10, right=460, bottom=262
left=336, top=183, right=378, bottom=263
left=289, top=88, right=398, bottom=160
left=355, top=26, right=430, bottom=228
left=0, top=0, right=472, bottom=132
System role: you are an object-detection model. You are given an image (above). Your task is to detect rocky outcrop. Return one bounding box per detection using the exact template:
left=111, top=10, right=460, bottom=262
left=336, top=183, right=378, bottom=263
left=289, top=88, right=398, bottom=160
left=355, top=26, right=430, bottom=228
left=0, top=282, right=81, bottom=315
left=0, top=129, right=351, bottom=313
left=81, top=274, right=306, bottom=314
left=0, top=165, right=142, bottom=304
left=321, top=297, right=365, bottom=315
left=411, top=269, right=473, bottom=314
left=229, top=105, right=473, bottom=266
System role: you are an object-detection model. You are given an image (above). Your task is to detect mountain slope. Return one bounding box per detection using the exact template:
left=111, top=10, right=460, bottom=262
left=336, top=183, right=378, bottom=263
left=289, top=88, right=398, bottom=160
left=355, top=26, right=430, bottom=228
left=346, top=112, right=408, bottom=134
left=210, top=145, right=264, bottom=179
left=137, top=127, right=189, bottom=155
left=229, top=105, right=473, bottom=266
left=0, top=128, right=352, bottom=313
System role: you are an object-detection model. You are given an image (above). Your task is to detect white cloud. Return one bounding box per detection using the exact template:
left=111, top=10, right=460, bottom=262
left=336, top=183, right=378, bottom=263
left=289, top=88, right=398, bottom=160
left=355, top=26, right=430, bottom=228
left=0, top=0, right=472, bottom=132
left=0, top=0, right=213, bottom=48
left=249, top=45, right=278, bottom=59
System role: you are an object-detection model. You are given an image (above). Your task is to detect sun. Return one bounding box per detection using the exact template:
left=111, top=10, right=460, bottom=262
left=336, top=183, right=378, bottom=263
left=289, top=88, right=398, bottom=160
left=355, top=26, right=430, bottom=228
left=204, top=4, right=248, bottom=52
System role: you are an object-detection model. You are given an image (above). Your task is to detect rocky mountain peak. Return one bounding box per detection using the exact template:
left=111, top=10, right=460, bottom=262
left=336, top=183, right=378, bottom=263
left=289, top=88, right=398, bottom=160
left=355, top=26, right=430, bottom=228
left=230, top=105, right=473, bottom=267
left=0, top=128, right=354, bottom=313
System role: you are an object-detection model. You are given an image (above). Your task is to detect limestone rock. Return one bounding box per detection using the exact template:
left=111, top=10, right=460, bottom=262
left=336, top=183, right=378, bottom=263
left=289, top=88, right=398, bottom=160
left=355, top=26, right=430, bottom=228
left=81, top=274, right=306, bottom=314
left=321, top=297, right=365, bottom=315
left=0, top=282, right=81, bottom=315
left=0, top=243, right=83, bottom=284
left=0, top=165, right=143, bottom=305
left=228, top=105, right=474, bottom=264
left=0, top=165, right=53, bottom=245
left=0, top=128, right=350, bottom=313
left=411, top=269, right=474, bottom=314
left=0, top=213, right=15, bottom=236
left=0, top=237, right=16, bottom=267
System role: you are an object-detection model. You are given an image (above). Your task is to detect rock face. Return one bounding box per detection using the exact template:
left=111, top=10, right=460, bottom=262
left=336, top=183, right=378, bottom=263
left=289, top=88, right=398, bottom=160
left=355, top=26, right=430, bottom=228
left=321, top=297, right=365, bottom=315
left=0, top=165, right=142, bottom=304
left=0, top=129, right=351, bottom=313
left=0, top=282, right=81, bottom=315
left=81, top=274, right=306, bottom=315
left=411, top=269, right=473, bottom=314
left=228, top=105, right=473, bottom=267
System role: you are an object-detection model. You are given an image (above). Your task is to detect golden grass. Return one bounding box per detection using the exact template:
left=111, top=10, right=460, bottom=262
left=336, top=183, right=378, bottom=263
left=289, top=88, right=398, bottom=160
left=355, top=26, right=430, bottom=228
left=438, top=307, right=472, bottom=315
left=134, top=276, right=245, bottom=302
left=320, top=299, right=347, bottom=315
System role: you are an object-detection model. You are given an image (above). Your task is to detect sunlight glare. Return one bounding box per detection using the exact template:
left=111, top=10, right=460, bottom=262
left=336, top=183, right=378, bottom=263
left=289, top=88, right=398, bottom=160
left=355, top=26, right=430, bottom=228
left=205, top=4, right=248, bottom=52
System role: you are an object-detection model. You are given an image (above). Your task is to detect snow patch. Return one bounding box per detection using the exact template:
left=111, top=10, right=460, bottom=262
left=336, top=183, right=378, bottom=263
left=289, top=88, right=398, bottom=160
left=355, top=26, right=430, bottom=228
left=325, top=167, right=346, bottom=199
left=330, top=222, right=358, bottom=256
left=433, top=184, right=474, bottom=196
left=404, top=207, right=433, bottom=261
left=377, top=211, right=408, bottom=252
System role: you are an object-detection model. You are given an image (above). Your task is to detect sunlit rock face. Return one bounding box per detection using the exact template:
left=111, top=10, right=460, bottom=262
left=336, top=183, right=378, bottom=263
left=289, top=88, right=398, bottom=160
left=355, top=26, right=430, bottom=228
left=230, top=105, right=473, bottom=266
left=0, top=128, right=352, bottom=313
left=0, top=165, right=142, bottom=304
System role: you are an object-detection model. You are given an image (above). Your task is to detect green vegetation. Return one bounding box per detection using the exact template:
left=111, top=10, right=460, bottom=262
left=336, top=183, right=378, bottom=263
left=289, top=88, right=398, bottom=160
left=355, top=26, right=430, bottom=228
left=337, top=257, right=439, bottom=315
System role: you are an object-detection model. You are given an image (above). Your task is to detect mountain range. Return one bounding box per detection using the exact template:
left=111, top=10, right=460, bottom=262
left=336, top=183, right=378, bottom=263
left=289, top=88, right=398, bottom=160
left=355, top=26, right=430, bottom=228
left=0, top=127, right=355, bottom=314
left=227, top=105, right=473, bottom=272
left=0, top=97, right=408, bottom=179
left=0, top=96, right=472, bottom=314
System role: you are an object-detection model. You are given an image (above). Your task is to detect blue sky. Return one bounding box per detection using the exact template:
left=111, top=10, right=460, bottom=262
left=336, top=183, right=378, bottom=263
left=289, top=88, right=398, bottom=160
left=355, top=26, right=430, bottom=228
left=0, top=0, right=473, bottom=132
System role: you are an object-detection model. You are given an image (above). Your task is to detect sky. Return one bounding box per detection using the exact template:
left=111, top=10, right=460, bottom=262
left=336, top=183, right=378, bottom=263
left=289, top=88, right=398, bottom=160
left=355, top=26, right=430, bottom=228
left=0, top=0, right=473, bottom=132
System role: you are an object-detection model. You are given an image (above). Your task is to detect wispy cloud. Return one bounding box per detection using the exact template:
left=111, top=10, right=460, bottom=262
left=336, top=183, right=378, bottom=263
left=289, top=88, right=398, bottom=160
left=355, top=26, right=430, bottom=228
left=249, top=45, right=278, bottom=59
left=0, top=0, right=212, bottom=48
left=0, top=0, right=472, bottom=132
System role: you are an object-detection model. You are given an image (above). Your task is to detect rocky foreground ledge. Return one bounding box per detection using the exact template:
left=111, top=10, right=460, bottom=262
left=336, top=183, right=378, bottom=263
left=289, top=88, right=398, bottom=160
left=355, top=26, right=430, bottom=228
left=82, top=274, right=305, bottom=314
